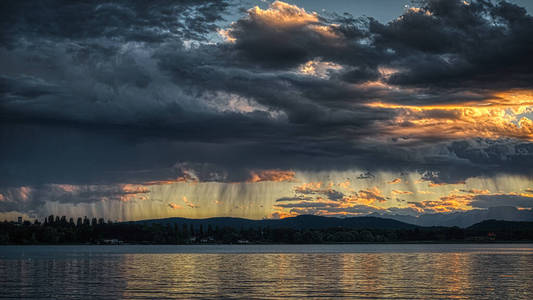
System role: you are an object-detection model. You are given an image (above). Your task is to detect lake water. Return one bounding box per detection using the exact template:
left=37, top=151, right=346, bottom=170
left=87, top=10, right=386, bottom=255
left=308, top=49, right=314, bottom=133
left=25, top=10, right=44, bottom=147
left=1, top=244, right=533, bottom=299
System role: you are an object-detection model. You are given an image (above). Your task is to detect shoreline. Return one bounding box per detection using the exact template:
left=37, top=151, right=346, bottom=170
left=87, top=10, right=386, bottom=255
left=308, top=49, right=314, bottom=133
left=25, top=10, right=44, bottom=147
left=2, top=240, right=533, bottom=246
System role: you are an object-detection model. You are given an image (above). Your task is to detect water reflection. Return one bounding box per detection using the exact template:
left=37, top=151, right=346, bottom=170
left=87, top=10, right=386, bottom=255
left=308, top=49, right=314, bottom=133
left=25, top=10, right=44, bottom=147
left=1, top=245, right=533, bottom=299
left=118, top=252, right=533, bottom=299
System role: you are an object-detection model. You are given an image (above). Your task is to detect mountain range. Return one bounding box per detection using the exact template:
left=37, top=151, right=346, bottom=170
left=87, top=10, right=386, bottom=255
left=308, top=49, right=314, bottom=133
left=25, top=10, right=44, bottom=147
left=135, top=215, right=418, bottom=230
left=135, top=206, right=533, bottom=229
left=372, top=206, right=533, bottom=228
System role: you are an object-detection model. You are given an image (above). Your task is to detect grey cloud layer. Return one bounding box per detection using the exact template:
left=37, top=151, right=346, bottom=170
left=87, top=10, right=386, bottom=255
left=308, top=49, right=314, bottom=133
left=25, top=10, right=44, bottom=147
left=1, top=0, right=533, bottom=190
left=471, top=194, right=533, bottom=208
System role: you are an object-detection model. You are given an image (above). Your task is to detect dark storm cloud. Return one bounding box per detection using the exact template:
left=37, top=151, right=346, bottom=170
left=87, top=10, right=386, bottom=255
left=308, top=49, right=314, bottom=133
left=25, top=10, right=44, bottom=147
left=223, top=1, right=377, bottom=71
left=434, top=139, right=533, bottom=183
left=323, top=189, right=345, bottom=201
left=0, top=0, right=229, bottom=46
left=0, top=75, right=59, bottom=100
left=221, top=0, right=533, bottom=93
left=0, top=184, right=149, bottom=213
left=1, top=0, right=533, bottom=191
left=217, top=1, right=387, bottom=81
left=372, top=0, right=533, bottom=91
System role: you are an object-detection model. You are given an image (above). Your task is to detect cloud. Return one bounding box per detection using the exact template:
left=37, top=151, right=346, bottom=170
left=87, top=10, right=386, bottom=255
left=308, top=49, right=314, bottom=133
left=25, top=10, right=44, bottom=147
left=3, top=1, right=532, bottom=191
left=182, top=196, right=199, bottom=209
left=168, top=202, right=183, bottom=210
left=470, top=193, right=533, bottom=208
left=272, top=187, right=533, bottom=218
left=1, top=0, right=229, bottom=46
left=294, top=182, right=323, bottom=194
left=0, top=184, right=150, bottom=213
left=388, top=178, right=402, bottom=184
left=366, top=97, right=533, bottom=143
left=357, top=172, right=376, bottom=179
left=247, top=169, right=295, bottom=183
left=461, top=189, right=490, bottom=194
left=405, top=190, right=533, bottom=213
left=220, top=1, right=343, bottom=68
left=276, top=196, right=313, bottom=202
left=275, top=200, right=338, bottom=209
left=392, top=190, right=413, bottom=195
left=298, top=59, right=343, bottom=79
left=1, top=0, right=533, bottom=219
left=350, top=187, right=387, bottom=204
left=269, top=210, right=293, bottom=219
left=272, top=183, right=392, bottom=217
left=373, top=0, right=533, bottom=91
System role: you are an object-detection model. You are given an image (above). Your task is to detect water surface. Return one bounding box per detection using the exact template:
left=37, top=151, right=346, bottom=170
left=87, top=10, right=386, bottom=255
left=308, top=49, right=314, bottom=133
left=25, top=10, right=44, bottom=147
left=1, top=244, right=532, bottom=299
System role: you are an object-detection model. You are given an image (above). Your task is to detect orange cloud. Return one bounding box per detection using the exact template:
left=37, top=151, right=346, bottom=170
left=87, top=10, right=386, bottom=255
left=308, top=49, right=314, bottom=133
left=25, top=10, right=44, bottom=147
left=217, top=28, right=236, bottom=43
left=294, top=181, right=322, bottom=193
left=409, top=195, right=471, bottom=213
left=337, top=180, right=351, bottom=189
left=248, top=1, right=319, bottom=28
left=392, top=190, right=413, bottom=195
left=182, top=196, right=199, bottom=208
left=168, top=202, right=183, bottom=210
left=404, top=6, right=433, bottom=16
left=271, top=184, right=392, bottom=218
left=117, top=184, right=149, bottom=202
left=344, top=187, right=386, bottom=205
left=409, top=189, right=533, bottom=213
left=269, top=210, right=296, bottom=219
left=388, top=178, right=402, bottom=184
left=337, top=180, right=355, bottom=192
left=298, top=59, right=343, bottom=78
left=247, top=169, right=295, bottom=183
left=55, top=184, right=77, bottom=192
left=220, top=1, right=341, bottom=43
left=428, top=181, right=465, bottom=188
left=366, top=90, right=533, bottom=142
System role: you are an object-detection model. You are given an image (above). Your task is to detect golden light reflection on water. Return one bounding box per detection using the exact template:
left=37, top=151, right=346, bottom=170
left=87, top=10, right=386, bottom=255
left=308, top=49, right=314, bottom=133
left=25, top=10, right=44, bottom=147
left=114, top=252, right=533, bottom=299
left=2, top=245, right=533, bottom=299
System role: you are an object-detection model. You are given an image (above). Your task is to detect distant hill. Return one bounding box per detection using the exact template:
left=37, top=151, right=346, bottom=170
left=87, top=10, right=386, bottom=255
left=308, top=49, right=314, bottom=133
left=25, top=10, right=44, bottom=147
left=134, top=215, right=419, bottom=230
left=373, top=206, right=533, bottom=228
left=467, top=220, right=533, bottom=231
left=5, top=215, right=533, bottom=245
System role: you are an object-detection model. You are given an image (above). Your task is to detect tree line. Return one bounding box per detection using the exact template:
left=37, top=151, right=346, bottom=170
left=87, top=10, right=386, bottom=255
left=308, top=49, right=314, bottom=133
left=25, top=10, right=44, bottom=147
left=1, top=215, right=533, bottom=244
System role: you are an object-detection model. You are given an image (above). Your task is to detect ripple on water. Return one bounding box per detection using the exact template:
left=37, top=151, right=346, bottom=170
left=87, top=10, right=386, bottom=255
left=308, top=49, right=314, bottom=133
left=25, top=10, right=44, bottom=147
left=1, top=244, right=533, bottom=299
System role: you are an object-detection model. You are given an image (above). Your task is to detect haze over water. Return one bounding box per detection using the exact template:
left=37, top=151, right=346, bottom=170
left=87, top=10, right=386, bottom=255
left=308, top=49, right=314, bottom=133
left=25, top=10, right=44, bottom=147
left=1, top=244, right=533, bottom=299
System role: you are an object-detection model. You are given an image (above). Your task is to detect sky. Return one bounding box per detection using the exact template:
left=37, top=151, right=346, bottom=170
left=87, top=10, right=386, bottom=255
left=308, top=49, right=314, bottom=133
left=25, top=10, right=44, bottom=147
left=1, top=0, right=533, bottom=221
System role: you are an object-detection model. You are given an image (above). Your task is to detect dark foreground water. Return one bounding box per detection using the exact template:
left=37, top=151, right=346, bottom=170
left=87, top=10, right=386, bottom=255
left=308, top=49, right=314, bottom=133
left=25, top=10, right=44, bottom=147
left=1, top=244, right=533, bottom=299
